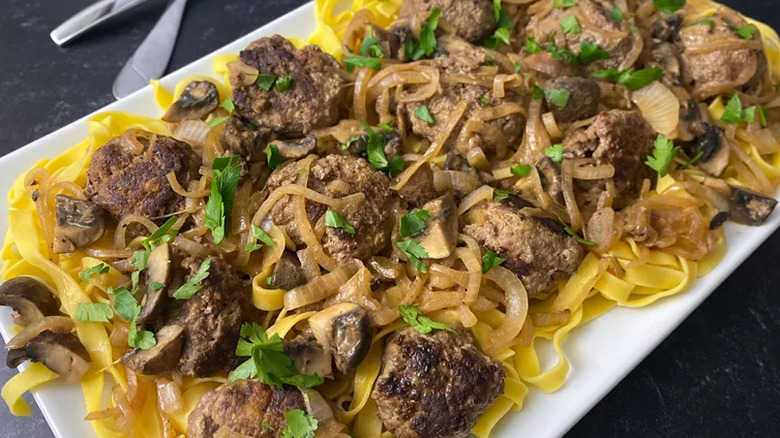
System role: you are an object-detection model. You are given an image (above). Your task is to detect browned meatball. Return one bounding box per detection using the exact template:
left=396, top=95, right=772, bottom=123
left=85, top=132, right=200, bottom=221
left=372, top=327, right=504, bottom=438
left=265, top=155, right=391, bottom=262
left=399, top=0, right=496, bottom=43
left=167, top=256, right=253, bottom=377
left=463, top=202, right=584, bottom=298
left=678, top=11, right=767, bottom=99
left=563, top=109, right=655, bottom=211
left=188, top=379, right=305, bottom=438
left=232, top=35, right=344, bottom=138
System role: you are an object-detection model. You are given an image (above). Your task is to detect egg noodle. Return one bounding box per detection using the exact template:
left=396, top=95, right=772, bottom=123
left=2, top=0, right=780, bottom=437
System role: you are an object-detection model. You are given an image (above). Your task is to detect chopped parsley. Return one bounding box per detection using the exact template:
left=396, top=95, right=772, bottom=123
left=553, top=0, right=576, bottom=8
left=736, top=24, right=757, bottom=40
left=526, top=36, right=543, bottom=54
left=414, top=105, right=435, bottom=124
left=564, top=225, right=596, bottom=245
left=205, top=156, right=242, bottom=244
left=544, top=144, right=564, bottom=163
left=399, top=209, right=431, bottom=238
left=645, top=134, right=680, bottom=177
left=282, top=409, right=318, bottom=438
left=547, top=37, right=578, bottom=66
left=578, top=40, right=611, bottom=64
left=611, top=6, right=624, bottom=22
left=141, top=216, right=179, bottom=250
left=344, top=56, right=383, bottom=72
left=172, top=258, right=211, bottom=300
left=510, top=163, right=532, bottom=177
left=324, top=210, right=356, bottom=235
left=108, top=286, right=156, bottom=349
left=653, top=0, right=685, bottom=14
left=400, top=305, right=456, bottom=334
left=377, top=120, right=394, bottom=131
left=359, top=33, right=384, bottom=58
left=149, top=281, right=165, bottom=292
left=360, top=122, right=402, bottom=177
left=532, top=84, right=544, bottom=100
left=681, top=151, right=704, bottom=169
left=395, top=239, right=429, bottom=274
left=560, top=15, right=581, bottom=35
left=256, top=74, right=276, bottom=91
left=245, top=224, right=275, bottom=253
left=481, top=250, right=506, bottom=273
left=544, top=88, right=571, bottom=110
left=493, top=188, right=510, bottom=201
left=479, top=96, right=492, bottom=106
left=266, top=143, right=281, bottom=169
left=229, top=322, right=324, bottom=388
left=688, top=18, right=714, bottom=29
left=405, top=8, right=441, bottom=61
left=79, top=263, right=109, bottom=281
left=128, top=320, right=156, bottom=350
left=485, top=8, right=513, bottom=49
left=276, top=75, right=292, bottom=92
left=207, top=98, right=235, bottom=127
left=513, top=61, right=521, bottom=73
left=721, top=94, right=763, bottom=125
left=74, top=303, right=114, bottom=323
left=590, top=67, right=665, bottom=91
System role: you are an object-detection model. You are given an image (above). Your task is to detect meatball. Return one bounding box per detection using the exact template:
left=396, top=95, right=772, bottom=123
left=399, top=0, right=496, bottom=43
left=266, top=155, right=391, bottom=262
left=563, top=110, right=655, bottom=211
left=232, top=35, right=344, bottom=138
left=463, top=202, right=584, bottom=298
left=167, top=256, right=253, bottom=377
left=525, top=0, right=638, bottom=73
left=544, top=76, right=601, bottom=124
left=85, top=132, right=200, bottom=221
left=372, top=327, right=504, bottom=438
left=678, top=12, right=767, bottom=99
left=188, top=379, right=305, bottom=438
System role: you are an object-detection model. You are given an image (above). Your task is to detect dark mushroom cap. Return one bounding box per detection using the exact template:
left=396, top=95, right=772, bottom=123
left=0, top=276, right=60, bottom=327
left=682, top=122, right=729, bottom=177
left=6, top=330, right=91, bottom=383
left=284, top=330, right=333, bottom=378
left=417, top=194, right=459, bottom=260
left=53, top=194, right=106, bottom=254
left=122, top=324, right=184, bottom=375
left=275, top=136, right=318, bottom=160
left=138, top=243, right=172, bottom=325
left=536, top=156, right=564, bottom=204
left=309, top=303, right=371, bottom=376
left=162, top=81, right=220, bottom=123
left=728, top=185, right=778, bottom=226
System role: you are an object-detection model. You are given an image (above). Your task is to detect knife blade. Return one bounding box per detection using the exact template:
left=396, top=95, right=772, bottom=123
left=112, top=0, right=188, bottom=100
left=50, top=0, right=151, bottom=46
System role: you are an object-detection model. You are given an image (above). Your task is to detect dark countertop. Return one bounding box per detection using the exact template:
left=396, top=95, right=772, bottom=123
left=0, top=1, right=778, bottom=437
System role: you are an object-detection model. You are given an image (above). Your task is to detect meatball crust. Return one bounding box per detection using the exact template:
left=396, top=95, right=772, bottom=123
left=233, top=35, right=345, bottom=138
left=188, top=379, right=305, bottom=438
left=372, top=327, right=504, bottom=438
left=85, top=132, right=201, bottom=221
left=399, top=0, right=497, bottom=43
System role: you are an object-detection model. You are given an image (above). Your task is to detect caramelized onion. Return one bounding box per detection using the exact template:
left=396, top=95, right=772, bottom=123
left=173, top=120, right=210, bottom=147
left=483, top=266, right=529, bottom=354
left=5, top=316, right=75, bottom=350
left=631, top=81, right=679, bottom=137
left=284, top=260, right=362, bottom=310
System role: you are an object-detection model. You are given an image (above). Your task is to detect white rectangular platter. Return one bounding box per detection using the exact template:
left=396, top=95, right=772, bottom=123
left=1, top=2, right=778, bottom=438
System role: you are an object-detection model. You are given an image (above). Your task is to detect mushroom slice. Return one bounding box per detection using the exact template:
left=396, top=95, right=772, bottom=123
left=137, top=243, right=172, bottom=325
left=53, top=195, right=106, bottom=254
left=417, top=194, right=459, bottom=259
left=728, top=185, right=778, bottom=226
left=122, top=324, right=184, bottom=375
left=682, top=122, right=729, bottom=177
left=285, top=331, right=333, bottom=378
left=5, top=316, right=75, bottom=350
left=536, top=157, right=564, bottom=204
left=6, top=330, right=91, bottom=383
left=271, top=252, right=307, bottom=291
left=309, top=303, right=371, bottom=376
left=0, top=276, right=60, bottom=327
left=162, top=81, right=220, bottom=123
left=275, top=136, right=318, bottom=160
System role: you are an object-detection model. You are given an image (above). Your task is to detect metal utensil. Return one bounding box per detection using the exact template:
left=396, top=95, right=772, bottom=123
left=112, top=0, right=188, bottom=99
left=50, top=0, right=151, bottom=46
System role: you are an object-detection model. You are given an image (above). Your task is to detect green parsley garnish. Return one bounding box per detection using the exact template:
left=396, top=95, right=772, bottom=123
left=591, top=67, right=665, bottom=91
left=653, top=0, right=685, bottom=14
left=414, top=105, right=435, bottom=124
left=361, top=122, right=400, bottom=176
left=229, top=322, right=324, bottom=388
left=359, top=33, right=384, bottom=58
left=736, top=24, right=757, bottom=40
left=485, top=9, right=513, bottom=48
left=611, top=6, right=624, bottom=22
left=553, top=0, right=576, bottom=8
left=74, top=303, right=114, bottom=323
left=645, top=134, right=680, bottom=177
left=245, top=224, right=275, bottom=253
left=481, top=250, right=506, bottom=274
left=532, top=84, right=544, bottom=100
left=547, top=37, right=578, bottom=66
left=479, top=96, right=492, bottom=106
left=395, top=239, right=429, bottom=274
left=399, top=209, right=431, bottom=238
left=173, top=258, right=211, bottom=300
left=405, top=8, right=441, bottom=61
left=324, top=210, right=356, bottom=235
left=344, top=56, right=383, bottom=72
left=560, top=16, right=581, bottom=35
left=207, top=97, right=235, bottom=127
left=149, top=282, right=165, bottom=292
left=266, top=143, right=281, bottom=169
left=141, top=216, right=179, bottom=250
left=688, top=18, right=714, bottom=28
left=79, top=263, right=109, bottom=281
left=544, top=88, right=571, bottom=110
left=205, top=156, right=242, bottom=244
left=128, top=319, right=156, bottom=350
left=256, top=74, right=276, bottom=91
left=276, top=75, right=292, bottom=92
left=107, top=286, right=156, bottom=349
left=493, top=189, right=511, bottom=201
left=544, top=144, right=564, bottom=163
left=721, top=94, right=762, bottom=125
left=578, top=40, right=610, bottom=64
left=564, top=225, right=596, bottom=245
left=513, top=61, right=521, bottom=73
left=510, top=163, right=532, bottom=177
left=282, top=409, right=319, bottom=438
left=400, top=305, right=456, bottom=334
left=526, top=36, right=542, bottom=54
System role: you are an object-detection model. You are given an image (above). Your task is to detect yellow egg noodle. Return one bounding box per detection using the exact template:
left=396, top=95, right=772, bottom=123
left=1, top=0, right=779, bottom=437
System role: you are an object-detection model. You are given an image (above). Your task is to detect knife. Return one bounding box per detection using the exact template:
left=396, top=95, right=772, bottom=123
left=112, top=0, right=188, bottom=99
left=50, top=0, right=151, bottom=46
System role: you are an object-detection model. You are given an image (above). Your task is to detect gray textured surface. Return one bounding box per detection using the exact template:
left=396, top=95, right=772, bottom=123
left=0, top=0, right=778, bottom=437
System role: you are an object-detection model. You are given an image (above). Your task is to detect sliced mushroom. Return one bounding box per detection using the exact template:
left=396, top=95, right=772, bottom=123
left=6, top=330, right=91, bottom=383
left=0, top=276, right=60, bottom=327
left=536, top=157, right=564, bottom=204
left=682, top=122, right=729, bottom=176
left=137, top=243, right=172, bottom=325
left=344, top=129, right=402, bottom=161
left=285, top=331, right=333, bottom=378
left=651, top=14, right=682, bottom=42
left=275, top=136, right=318, bottom=160
left=122, top=324, right=184, bottom=375
left=5, top=316, right=74, bottom=350
left=309, top=303, right=371, bottom=376
left=271, top=252, right=307, bottom=291
left=220, top=116, right=272, bottom=161
left=53, top=195, right=106, bottom=254
left=417, top=194, right=459, bottom=259
left=497, top=192, right=534, bottom=210
left=728, top=185, right=778, bottom=226
left=398, top=162, right=437, bottom=207
left=162, top=81, right=220, bottom=123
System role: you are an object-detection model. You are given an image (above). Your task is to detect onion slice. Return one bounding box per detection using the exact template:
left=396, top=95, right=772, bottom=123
left=631, top=81, right=679, bottom=138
